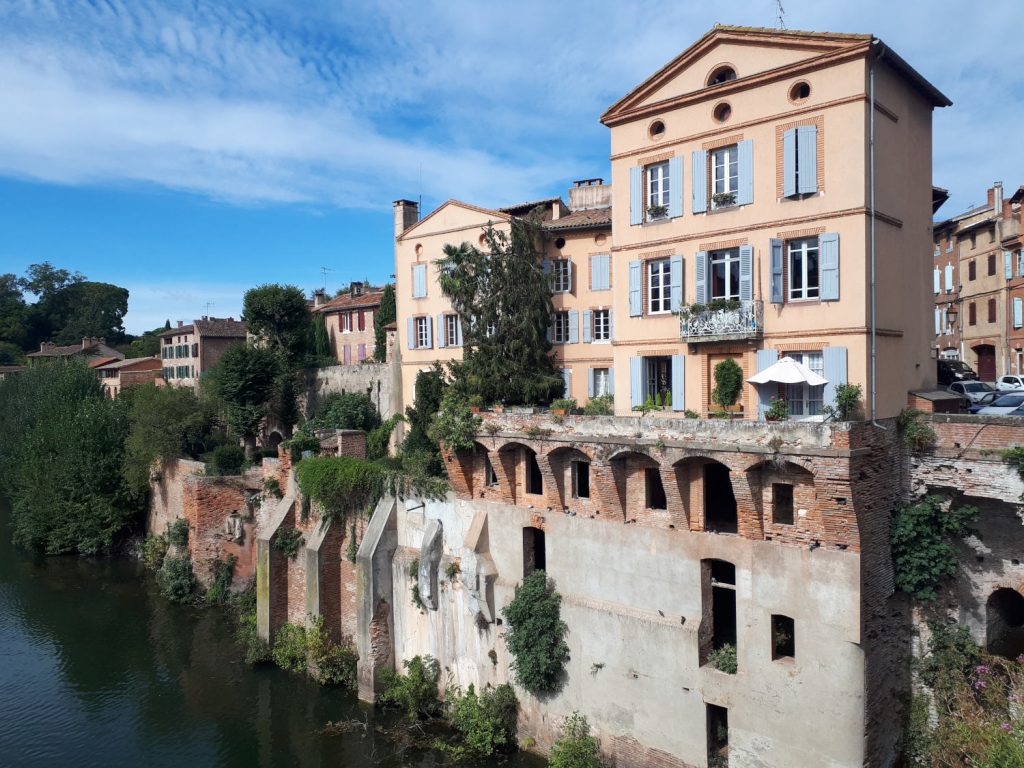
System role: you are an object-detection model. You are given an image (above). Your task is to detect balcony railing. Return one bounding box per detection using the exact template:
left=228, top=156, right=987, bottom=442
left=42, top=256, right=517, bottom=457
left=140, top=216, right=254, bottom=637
left=680, top=299, right=764, bottom=342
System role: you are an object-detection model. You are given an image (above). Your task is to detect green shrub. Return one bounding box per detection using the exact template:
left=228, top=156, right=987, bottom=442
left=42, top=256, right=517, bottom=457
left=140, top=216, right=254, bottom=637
left=236, top=592, right=271, bottom=664
left=823, top=383, right=862, bottom=421
left=916, top=619, right=982, bottom=693
left=502, top=570, right=569, bottom=695
left=205, top=554, right=237, bottom=604
left=712, top=358, right=743, bottom=412
left=272, top=527, right=305, bottom=559
left=896, top=408, right=937, bottom=451
left=708, top=644, right=738, bottom=674
left=428, top=389, right=482, bottom=453
left=159, top=555, right=199, bottom=603
left=263, top=477, right=283, bottom=498
left=167, top=517, right=189, bottom=548
left=891, top=495, right=977, bottom=601
left=548, top=711, right=601, bottom=768
left=306, top=615, right=358, bottom=688
left=551, top=398, right=577, bottom=413
left=446, top=683, right=518, bottom=756
left=683, top=409, right=700, bottom=419
left=208, top=443, right=246, bottom=476
left=307, top=392, right=382, bottom=433
left=582, top=395, right=613, bottom=416
left=283, top=433, right=321, bottom=463
left=272, top=623, right=309, bottom=672
left=766, top=396, right=789, bottom=421
left=366, top=414, right=404, bottom=461
left=142, top=533, right=168, bottom=571
left=377, top=655, right=441, bottom=719
left=295, top=455, right=386, bottom=523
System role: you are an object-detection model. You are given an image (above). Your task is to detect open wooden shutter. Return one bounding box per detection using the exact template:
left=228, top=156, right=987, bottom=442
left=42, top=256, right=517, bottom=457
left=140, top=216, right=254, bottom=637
left=670, top=255, right=684, bottom=312
left=736, top=139, right=753, bottom=206
left=691, top=150, right=708, bottom=213
left=587, top=368, right=595, bottom=398
left=783, top=128, right=797, bottom=197
left=591, top=254, right=611, bottom=290
left=1015, top=298, right=1023, bottom=329
left=437, top=314, right=446, bottom=348
left=629, top=260, right=642, bottom=316
left=820, top=232, right=840, bottom=301
left=630, top=357, right=644, bottom=408
left=406, top=318, right=416, bottom=350
left=944, top=264, right=954, bottom=292
left=739, top=245, right=753, bottom=301
left=568, top=310, right=579, bottom=344
left=823, top=347, right=848, bottom=412
left=756, top=348, right=778, bottom=420
left=671, top=355, right=685, bottom=411
left=695, top=251, right=709, bottom=305
left=770, top=239, right=784, bottom=304
left=668, top=156, right=683, bottom=218
left=608, top=366, right=615, bottom=396
left=797, top=125, right=818, bottom=194
left=582, top=310, right=592, bottom=343
left=933, top=268, right=941, bottom=294
left=630, top=166, right=643, bottom=226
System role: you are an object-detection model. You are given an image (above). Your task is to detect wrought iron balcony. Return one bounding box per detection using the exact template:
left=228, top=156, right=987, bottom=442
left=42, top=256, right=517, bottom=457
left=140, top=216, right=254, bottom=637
left=680, top=299, right=764, bottom=343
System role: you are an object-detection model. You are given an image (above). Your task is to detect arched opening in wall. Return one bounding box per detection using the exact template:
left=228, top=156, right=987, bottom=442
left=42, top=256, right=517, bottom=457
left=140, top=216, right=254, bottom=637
left=609, top=449, right=665, bottom=521
left=474, top=443, right=498, bottom=489
left=523, top=526, right=546, bottom=577
left=699, top=559, right=737, bottom=668
left=267, top=431, right=283, bottom=451
left=987, top=588, right=1024, bottom=659
left=747, top=459, right=815, bottom=529
left=704, top=462, right=737, bottom=533
left=547, top=447, right=592, bottom=508
left=525, top=448, right=543, bottom=496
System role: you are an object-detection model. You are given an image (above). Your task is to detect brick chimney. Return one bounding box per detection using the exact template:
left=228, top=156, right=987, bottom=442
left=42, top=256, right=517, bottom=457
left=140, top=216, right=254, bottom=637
left=177, top=320, right=184, bottom=328
left=312, top=289, right=327, bottom=308
left=393, top=199, right=419, bottom=238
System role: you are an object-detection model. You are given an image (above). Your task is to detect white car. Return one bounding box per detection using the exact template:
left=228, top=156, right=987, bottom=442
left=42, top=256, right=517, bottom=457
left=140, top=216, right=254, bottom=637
left=997, top=375, right=1024, bottom=391
left=976, top=392, right=1024, bottom=415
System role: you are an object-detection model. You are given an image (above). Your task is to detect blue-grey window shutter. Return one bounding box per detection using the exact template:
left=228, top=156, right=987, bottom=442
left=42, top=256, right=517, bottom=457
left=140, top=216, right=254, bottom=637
left=561, top=367, right=571, bottom=398
left=782, top=128, right=797, bottom=197
left=739, top=245, right=753, bottom=301
left=671, top=354, right=685, bottom=411
left=822, top=346, right=848, bottom=412
left=407, top=317, right=416, bottom=350
left=945, top=264, right=954, bottom=292
left=591, top=255, right=610, bottom=291
left=933, top=268, right=941, bottom=294
left=670, top=255, right=684, bottom=312
left=820, top=232, right=840, bottom=301
left=608, top=366, right=615, bottom=396
left=630, top=166, right=643, bottom=226
left=695, top=251, right=709, bottom=305
left=456, top=316, right=463, bottom=346
left=691, top=150, right=708, bottom=213
left=1005, top=251, right=1013, bottom=280
left=630, top=357, right=644, bottom=408
left=668, top=156, right=683, bottom=219
left=568, top=309, right=579, bottom=343
left=934, top=308, right=941, bottom=336
left=413, top=264, right=426, bottom=297
left=770, top=239, right=784, bottom=304
left=736, top=139, right=753, bottom=206
left=566, top=259, right=574, bottom=292
left=587, top=368, right=595, bottom=398
left=542, top=259, right=552, bottom=274
left=582, top=310, right=592, bottom=343
left=797, top=125, right=818, bottom=194
left=756, top=348, right=778, bottom=420
left=425, top=316, right=433, bottom=349
left=628, top=260, right=642, bottom=316
left=1019, top=250, right=1024, bottom=277
left=437, top=314, right=446, bottom=348
left=1015, top=297, right=1023, bottom=329
left=608, top=310, right=615, bottom=341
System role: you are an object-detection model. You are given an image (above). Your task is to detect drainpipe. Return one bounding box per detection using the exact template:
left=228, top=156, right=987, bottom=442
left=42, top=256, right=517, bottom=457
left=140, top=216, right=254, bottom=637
left=869, top=42, right=886, bottom=428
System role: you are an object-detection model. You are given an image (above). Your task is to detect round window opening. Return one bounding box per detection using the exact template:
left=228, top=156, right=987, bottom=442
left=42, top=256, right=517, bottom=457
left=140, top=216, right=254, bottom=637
left=649, top=120, right=666, bottom=139
left=414, top=244, right=423, bottom=256
left=554, top=237, right=566, bottom=250
left=790, top=81, right=811, bottom=102
left=594, top=233, right=607, bottom=246
left=713, top=102, right=732, bottom=123
left=708, top=66, right=737, bottom=86
left=478, top=233, right=487, bottom=246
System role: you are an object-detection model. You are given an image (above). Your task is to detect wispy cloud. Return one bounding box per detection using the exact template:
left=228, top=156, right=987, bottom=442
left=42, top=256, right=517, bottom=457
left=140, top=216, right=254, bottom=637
left=120, top=280, right=247, bottom=333
left=0, top=0, right=1022, bottom=215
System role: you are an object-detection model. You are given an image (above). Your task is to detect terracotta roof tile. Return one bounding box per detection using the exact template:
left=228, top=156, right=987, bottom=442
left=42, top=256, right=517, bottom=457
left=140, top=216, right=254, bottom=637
left=544, top=207, right=613, bottom=231
left=314, top=289, right=385, bottom=313
left=194, top=318, right=247, bottom=337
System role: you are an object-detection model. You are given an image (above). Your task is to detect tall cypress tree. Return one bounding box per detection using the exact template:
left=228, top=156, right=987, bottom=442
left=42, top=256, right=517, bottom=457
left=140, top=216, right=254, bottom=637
left=437, top=212, right=563, bottom=405
left=373, top=284, right=396, bottom=362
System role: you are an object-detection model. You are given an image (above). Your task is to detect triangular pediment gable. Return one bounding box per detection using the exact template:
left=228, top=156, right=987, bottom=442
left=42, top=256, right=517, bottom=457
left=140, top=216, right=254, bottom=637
left=601, top=26, right=871, bottom=124
left=397, top=199, right=511, bottom=241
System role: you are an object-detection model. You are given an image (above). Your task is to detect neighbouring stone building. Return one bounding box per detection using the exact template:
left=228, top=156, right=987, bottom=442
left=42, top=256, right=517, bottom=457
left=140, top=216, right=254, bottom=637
left=94, top=355, right=162, bottom=397
left=26, top=336, right=125, bottom=364
left=158, top=316, right=247, bottom=388
left=312, top=281, right=387, bottom=365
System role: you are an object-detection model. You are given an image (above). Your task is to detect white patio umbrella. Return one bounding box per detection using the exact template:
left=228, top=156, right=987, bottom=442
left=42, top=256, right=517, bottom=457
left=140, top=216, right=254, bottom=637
left=747, top=356, right=828, bottom=386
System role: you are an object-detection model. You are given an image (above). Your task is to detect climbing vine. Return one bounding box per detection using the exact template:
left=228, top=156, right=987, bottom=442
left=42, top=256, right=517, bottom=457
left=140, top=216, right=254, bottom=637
left=896, top=408, right=937, bottom=452
left=501, top=570, right=570, bottom=695
left=891, top=495, right=977, bottom=601
left=272, top=527, right=305, bottom=559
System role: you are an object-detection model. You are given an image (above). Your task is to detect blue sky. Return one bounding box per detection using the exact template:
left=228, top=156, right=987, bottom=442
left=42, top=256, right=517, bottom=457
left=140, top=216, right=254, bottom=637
left=0, top=0, right=1021, bottom=333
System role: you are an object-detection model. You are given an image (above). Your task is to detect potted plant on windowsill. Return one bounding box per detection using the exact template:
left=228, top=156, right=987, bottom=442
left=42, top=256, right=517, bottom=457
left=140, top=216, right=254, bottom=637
left=765, top=396, right=789, bottom=422
left=646, top=204, right=668, bottom=220
left=712, top=191, right=737, bottom=208
left=550, top=398, right=577, bottom=416
left=467, top=394, right=484, bottom=414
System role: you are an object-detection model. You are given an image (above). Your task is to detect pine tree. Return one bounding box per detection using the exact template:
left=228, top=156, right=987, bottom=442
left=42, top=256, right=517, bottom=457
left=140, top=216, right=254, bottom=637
left=374, top=284, right=396, bottom=362
left=437, top=212, right=563, bottom=406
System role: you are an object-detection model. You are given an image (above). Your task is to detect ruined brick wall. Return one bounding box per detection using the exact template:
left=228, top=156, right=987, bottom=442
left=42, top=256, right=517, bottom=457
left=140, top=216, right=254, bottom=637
left=148, top=458, right=204, bottom=535
left=182, top=474, right=258, bottom=587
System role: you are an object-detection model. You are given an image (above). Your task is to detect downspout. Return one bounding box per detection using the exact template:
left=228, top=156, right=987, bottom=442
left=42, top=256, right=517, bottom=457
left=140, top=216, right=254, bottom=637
left=869, top=42, right=886, bottom=428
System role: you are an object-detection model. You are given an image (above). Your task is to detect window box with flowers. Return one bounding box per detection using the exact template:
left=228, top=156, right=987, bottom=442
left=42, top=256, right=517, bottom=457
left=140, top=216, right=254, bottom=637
left=647, top=204, right=668, bottom=221
left=711, top=191, right=737, bottom=209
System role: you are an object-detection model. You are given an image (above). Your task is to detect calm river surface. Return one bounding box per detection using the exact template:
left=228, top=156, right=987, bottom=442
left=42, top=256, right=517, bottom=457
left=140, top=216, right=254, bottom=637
left=0, top=500, right=543, bottom=768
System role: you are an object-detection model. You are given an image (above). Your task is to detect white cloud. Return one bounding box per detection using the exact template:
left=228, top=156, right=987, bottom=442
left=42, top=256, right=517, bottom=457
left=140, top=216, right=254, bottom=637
left=120, top=280, right=247, bottom=334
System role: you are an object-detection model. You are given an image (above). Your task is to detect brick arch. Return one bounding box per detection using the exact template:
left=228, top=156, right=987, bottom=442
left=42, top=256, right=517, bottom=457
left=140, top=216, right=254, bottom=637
left=608, top=450, right=666, bottom=524
left=670, top=455, right=743, bottom=535
left=546, top=445, right=602, bottom=512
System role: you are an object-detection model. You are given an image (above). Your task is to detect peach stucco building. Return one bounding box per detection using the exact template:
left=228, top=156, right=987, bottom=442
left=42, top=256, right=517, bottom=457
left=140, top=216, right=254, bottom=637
left=313, top=282, right=385, bottom=365
left=394, top=26, right=949, bottom=421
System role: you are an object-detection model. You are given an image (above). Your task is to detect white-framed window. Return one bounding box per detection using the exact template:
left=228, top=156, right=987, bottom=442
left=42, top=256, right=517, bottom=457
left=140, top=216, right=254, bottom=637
left=647, top=161, right=670, bottom=215
left=485, top=321, right=497, bottom=338
left=788, top=237, right=820, bottom=301
left=593, top=367, right=610, bottom=397
left=445, top=314, right=459, bottom=346
left=711, top=144, right=739, bottom=202
left=552, top=259, right=572, bottom=293
left=709, top=248, right=741, bottom=301
left=342, top=312, right=351, bottom=332
left=415, top=316, right=430, bottom=348
left=552, top=311, right=570, bottom=344
left=593, top=309, right=610, bottom=341
left=785, top=352, right=824, bottom=417
left=648, top=258, right=671, bottom=314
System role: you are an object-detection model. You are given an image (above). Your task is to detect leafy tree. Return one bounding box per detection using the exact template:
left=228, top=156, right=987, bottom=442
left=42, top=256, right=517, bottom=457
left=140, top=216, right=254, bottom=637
left=0, top=273, right=28, bottom=348
left=125, top=325, right=168, bottom=358
left=374, top=284, right=396, bottom=362
left=46, top=281, right=129, bottom=344
left=206, top=343, right=280, bottom=457
left=307, top=392, right=382, bottom=433
left=0, top=341, right=25, bottom=365
left=712, top=358, right=743, bottom=413
left=502, top=570, right=570, bottom=695
left=429, top=388, right=481, bottom=453
left=310, top=312, right=331, bottom=362
left=437, top=214, right=563, bottom=405
left=122, top=383, right=218, bottom=493
left=18, top=262, right=84, bottom=298
left=403, top=364, right=445, bottom=474
left=242, top=284, right=310, bottom=360
left=891, top=495, right=978, bottom=601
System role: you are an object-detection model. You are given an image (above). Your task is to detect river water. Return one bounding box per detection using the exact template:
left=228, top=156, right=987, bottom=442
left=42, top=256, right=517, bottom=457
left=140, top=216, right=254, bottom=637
left=0, top=501, right=543, bottom=768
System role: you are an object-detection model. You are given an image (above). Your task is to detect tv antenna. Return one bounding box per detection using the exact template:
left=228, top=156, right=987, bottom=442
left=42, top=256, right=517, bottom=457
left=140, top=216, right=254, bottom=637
left=776, top=0, right=786, bottom=29
left=320, top=266, right=335, bottom=292
left=203, top=301, right=215, bottom=316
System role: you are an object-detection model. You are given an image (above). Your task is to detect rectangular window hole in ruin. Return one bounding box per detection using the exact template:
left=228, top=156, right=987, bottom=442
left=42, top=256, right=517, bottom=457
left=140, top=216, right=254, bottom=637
left=645, top=467, right=667, bottom=510
left=572, top=460, right=590, bottom=499
left=523, top=526, right=546, bottom=576
left=525, top=449, right=543, bottom=495
left=772, top=483, right=794, bottom=525
left=704, top=463, right=738, bottom=534
left=706, top=703, right=729, bottom=767
left=771, top=614, right=795, bottom=660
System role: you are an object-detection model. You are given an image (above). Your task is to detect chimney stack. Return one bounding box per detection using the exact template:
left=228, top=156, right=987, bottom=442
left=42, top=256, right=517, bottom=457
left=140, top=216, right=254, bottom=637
left=994, top=181, right=1003, bottom=215
left=568, top=178, right=612, bottom=211
left=177, top=320, right=184, bottom=328
left=393, top=199, right=419, bottom=238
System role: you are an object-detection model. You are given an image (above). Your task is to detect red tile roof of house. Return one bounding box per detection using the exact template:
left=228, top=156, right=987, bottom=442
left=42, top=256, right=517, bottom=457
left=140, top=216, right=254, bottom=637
left=544, top=207, right=612, bottom=231
left=314, top=289, right=385, bottom=313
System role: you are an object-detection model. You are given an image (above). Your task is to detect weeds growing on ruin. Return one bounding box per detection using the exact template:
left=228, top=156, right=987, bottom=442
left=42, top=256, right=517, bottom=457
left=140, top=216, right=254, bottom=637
left=205, top=554, right=237, bottom=604
left=896, top=408, right=937, bottom=452
left=142, top=533, right=168, bottom=571
left=502, top=570, right=569, bottom=695
left=548, top=711, right=601, bottom=768
left=272, top=527, right=305, bottom=559
left=439, top=682, right=518, bottom=758
left=890, top=496, right=977, bottom=601
left=708, top=644, right=738, bottom=674
left=377, top=655, right=441, bottom=719
left=158, top=555, right=200, bottom=603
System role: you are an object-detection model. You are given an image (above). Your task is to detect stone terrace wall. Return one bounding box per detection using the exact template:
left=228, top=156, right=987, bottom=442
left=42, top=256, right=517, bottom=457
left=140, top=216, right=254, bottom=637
left=302, top=363, right=395, bottom=420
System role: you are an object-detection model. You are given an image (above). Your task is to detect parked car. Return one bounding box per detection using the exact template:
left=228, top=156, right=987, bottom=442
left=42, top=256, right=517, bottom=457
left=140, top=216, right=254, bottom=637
left=976, top=393, right=1024, bottom=415
left=996, top=374, right=1024, bottom=391
left=937, top=359, right=979, bottom=386
left=967, top=391, right=1002, bottom=413
left=948, top=381, right=995, bottom=406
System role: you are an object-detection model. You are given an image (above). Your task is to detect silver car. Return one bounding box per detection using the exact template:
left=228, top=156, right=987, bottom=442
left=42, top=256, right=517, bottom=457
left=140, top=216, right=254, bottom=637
left=976, top=392, right=1024, bottom=415
left=947, top=380, right=995, bottom=405
left=997, top=374, right=1024, bottom=391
